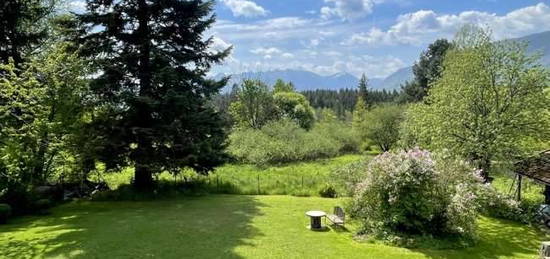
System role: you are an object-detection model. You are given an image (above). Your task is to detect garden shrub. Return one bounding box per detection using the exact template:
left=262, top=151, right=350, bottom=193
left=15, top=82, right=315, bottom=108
left=228, top=119, right=358, bottom=165
left=33, top=199, right=52, bottom=214
left=0, top=203, right=12, bottom=224
left=330, top=159, right=369, bottom=197
left=319, top=184, right=337, bottom=198
left=350, top=148, right=480, bottom=242
left=476, top=185, right=538, bottom=223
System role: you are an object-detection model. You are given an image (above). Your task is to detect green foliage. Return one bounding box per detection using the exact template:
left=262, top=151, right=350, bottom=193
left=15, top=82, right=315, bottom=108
left=400, top=39, right=452, bottom=103
left=318, top=184, right=337, bottom=198
left=476, top=186, right=538, bottom=223
left=33, top=199, right=51, bottom=214
left=78, top=0, right=230, bottom=189
left=330, top=158, right=369, bottom=196
left=0, top=204, right=11, bottom=224
left=352, top=95, right=368, bottom=132
left=230, top=80, right=277, bottom=129
left=362, top=105, right=405, bottom=152
left=302, top=89, right=400, bottom=119
left=228, top=118, right=359, bottom=165
left=0, top=0, right=56, bottom=65
left=95, top=154, right=363, bottom=197
left=228, top=119, right=337, bottom=165
left=230, top=79, right=315, bottom=130
left=0, top=43, right=90, bottom=213
left=350, top=149, right=480, bottom=241
left=400, top=25, right=550, bottom=180
left=273, top=91, right=316, bottom=130
left=273, top=79, right=295, bottom=93
left=357, top=74, right=371, bottom=108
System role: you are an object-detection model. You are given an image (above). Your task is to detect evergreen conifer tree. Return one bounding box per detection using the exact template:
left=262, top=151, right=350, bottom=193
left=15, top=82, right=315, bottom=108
left=77, top=0, right=231, bottom=190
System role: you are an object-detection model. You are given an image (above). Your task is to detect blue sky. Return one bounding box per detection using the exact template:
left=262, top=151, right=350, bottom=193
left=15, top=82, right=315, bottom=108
left=69, top=0, right=550, bottom=79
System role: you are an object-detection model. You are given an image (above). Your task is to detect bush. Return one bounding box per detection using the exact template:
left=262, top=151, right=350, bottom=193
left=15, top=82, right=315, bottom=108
left=330, top=159, right=369, bottom=197
left=319, top=184, right=337, bottom=198
left=476, top=185, right=538, bottom=223
left=228, top=119, right=358, bottom=165
left=350, top=148, right=480, bottom=242
left=0, top=204, right=12, bottom=224
left=33, top=199, right=51, bottom=214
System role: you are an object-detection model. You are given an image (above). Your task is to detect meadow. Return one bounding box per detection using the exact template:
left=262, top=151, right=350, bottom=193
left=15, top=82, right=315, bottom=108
left=0, top=195, right=546, bottom=259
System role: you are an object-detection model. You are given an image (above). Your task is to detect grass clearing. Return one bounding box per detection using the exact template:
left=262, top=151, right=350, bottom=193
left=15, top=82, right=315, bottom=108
left=96, top=154, right=365, bottom=196
left=0, top=195, right=546, bottom=259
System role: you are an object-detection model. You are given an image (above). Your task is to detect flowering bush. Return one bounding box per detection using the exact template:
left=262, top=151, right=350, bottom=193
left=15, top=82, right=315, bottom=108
left=350, top=148, right=480, bottom=241
left=476, top=184, right=538, bottom=223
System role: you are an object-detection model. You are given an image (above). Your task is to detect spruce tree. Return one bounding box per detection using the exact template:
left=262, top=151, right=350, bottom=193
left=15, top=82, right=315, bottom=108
left=357, top=74, right=370, bottom=109
left=77, top=0, right=231, bottom=190
left=0, top=0, right=54, bottom=65
left=400, top=39, right=451, bottom=103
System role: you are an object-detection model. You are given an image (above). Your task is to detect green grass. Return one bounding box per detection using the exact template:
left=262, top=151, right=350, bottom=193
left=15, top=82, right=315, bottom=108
left=492, top=171, right=544, bottom=203
left=0, top=195, right=546, bottom=259
left=96, top=154, right=365, bottom=196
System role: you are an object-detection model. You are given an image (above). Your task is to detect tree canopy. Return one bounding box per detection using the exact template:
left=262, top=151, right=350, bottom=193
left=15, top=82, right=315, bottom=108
left=400, top=25, right=550, bottom=181
left=400, top=39, right=452, bottom=103
left=77, top=0, right=230, bottom=189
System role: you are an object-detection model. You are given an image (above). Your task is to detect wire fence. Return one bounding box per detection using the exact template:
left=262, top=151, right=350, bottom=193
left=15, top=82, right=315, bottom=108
left=198, top=173, right=331, bottom=196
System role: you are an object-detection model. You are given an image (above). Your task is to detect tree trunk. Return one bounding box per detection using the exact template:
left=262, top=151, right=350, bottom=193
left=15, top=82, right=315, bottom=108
left=134, top=164, right=153, bottom=191
left=132, top=0, right=154, bottom=191
left=544, top=185, right=550, bottom=205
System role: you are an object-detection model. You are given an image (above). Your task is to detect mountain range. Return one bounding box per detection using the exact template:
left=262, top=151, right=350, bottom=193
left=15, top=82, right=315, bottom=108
left=215, top=30, right=550, bottom=92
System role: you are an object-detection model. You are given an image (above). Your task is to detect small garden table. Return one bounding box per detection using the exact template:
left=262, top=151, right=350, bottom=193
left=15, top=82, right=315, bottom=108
left=306, top=210, right=326, bottom=230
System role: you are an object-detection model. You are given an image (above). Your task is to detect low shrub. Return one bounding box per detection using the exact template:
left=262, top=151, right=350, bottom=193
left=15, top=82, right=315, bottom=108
left=477, top=185, right=538, bottom=223
left=33, top=199, right=52, bottom=214
left=0, top=203, right=12, bottom=224
left=228, top=119, right=359, bottom=165
left=319, top=184, right=337, bottom=198
left=349, top=148, right=481, bottom=243
left=329, top=159, right=369, bottom=196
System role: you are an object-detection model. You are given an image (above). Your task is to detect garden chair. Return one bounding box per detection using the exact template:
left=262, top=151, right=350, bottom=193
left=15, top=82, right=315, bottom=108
left=326, top=206, right=345, bottom=226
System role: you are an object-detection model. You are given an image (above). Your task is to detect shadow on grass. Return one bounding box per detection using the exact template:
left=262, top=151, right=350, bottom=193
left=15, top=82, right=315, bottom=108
left=413, top=217, right=546, bottom=259
left=0, top=195, right=265, bottom=258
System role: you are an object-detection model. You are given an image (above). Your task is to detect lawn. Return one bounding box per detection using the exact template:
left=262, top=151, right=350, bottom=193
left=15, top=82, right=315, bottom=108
left=0, top=195, right=546, bottom=259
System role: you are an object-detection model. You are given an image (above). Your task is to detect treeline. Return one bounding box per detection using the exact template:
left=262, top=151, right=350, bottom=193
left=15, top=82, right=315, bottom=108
left=302, top=88, right=400, bottom=118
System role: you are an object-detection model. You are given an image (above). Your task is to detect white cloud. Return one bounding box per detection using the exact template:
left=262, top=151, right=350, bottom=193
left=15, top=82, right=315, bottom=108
left=251, top=47, right=282, bottom=55
left=302, top=55, right=405, bottom=78
left=250, top=47, right=295, bottom=59
left=209, top=36, right=232, bottom=52
left=344, top=3, right=550, bottom=46
left=321, top=0, right=379, bottom=21
left=221, top=0, right=268, bottom=18
left=282, top=53, right=295, bottom=59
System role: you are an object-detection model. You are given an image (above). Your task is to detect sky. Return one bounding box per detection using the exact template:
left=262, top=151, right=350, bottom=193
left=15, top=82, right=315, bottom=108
left=69, top=0, right=550, bottom=79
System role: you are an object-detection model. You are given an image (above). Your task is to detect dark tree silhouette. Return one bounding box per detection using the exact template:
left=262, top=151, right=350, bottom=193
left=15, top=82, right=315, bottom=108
left=0, top=0, right=54, bottom=65
left=78, top=0, right=231, bottom=190
left=400, top=39, right=451, bottom=103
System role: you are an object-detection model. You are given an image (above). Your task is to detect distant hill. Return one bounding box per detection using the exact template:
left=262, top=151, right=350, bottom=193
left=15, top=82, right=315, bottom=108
left=216, top=31, right=550, bottom=92
left=371, top=66, right=413, bottom=90
left=510, top=30, right=550, bottom=66
left=215, top=69, right=403, bottom=92
left=215, top=69, right=360, bottom=92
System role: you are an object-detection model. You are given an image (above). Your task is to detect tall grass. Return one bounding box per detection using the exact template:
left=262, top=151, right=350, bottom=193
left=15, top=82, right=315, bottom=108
left=96, top=154, right=365, bottom=197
